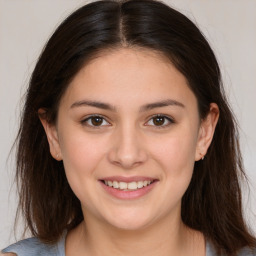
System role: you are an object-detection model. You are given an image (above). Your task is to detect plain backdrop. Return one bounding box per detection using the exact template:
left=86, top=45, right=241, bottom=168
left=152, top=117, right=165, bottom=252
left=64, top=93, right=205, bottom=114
left=0, top=0, right=255, bottom=249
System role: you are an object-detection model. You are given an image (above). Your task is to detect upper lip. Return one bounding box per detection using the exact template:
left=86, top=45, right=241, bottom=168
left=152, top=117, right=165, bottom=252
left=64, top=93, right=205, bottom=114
left=99, top=176, right=157, bottom=183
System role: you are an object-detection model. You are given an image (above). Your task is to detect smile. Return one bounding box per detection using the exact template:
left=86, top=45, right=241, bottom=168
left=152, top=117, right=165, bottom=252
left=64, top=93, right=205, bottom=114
left=103, top=180, right=153, bottom=190
left=99, top=177, right=158, bottom=200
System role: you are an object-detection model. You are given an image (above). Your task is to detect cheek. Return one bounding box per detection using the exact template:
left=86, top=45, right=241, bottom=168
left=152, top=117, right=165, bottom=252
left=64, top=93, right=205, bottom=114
left=151, top=130, right=198, bottom=172
left=149, top=128, right=198, bottom=195
left=59, top=123, right=109, bottom=164
left=58, top=130, right=108, bottom=194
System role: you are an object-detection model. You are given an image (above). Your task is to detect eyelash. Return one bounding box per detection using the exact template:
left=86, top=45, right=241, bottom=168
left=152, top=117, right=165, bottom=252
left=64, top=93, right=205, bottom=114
left=145, top=114, right=175, bottom=128
left=80, top=114, right=175, bottom=128
left=81, top=115, right=110, bottom=128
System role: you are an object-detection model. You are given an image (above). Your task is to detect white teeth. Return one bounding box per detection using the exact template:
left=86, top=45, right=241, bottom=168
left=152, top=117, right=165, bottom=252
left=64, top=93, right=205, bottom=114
left=128, top=182, right=137, bottom=190
left=137, top=181, right=144, bottom=188
left=119, top=182, right=128, bottom=189
left=104, top=180, right=153, bottom=190
left=113, top=181, right=119, bottom=189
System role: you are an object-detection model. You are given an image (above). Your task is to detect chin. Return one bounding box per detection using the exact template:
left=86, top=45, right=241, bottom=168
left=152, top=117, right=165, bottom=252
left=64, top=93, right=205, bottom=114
left=110, top=219, right=151, bottom=231
left=103, top=210, right=155, bottom=231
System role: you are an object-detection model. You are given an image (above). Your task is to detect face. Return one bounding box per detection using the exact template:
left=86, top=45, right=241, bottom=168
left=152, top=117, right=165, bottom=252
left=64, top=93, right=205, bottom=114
left=41, top=48, right=218, bottom=231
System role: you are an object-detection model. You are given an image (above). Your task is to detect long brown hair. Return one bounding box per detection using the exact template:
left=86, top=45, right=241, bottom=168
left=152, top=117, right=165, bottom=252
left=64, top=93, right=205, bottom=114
left=15, top=0, right=255, bottom=254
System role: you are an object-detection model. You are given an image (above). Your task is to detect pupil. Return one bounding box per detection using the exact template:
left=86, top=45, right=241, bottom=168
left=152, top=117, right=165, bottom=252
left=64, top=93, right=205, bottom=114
left=92, top=117, right=103, bottom=126
left=153, top=116, right=164, bottom=126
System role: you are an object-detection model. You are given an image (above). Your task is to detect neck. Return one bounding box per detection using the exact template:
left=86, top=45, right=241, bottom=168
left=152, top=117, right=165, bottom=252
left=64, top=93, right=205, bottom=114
left=66, top=211, right=205, bottom=256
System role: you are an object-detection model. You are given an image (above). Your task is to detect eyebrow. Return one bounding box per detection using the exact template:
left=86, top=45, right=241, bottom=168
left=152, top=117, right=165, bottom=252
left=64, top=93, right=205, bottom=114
left=139, top=99, right=185, bottom=112
left=70, top=99, right=185, bottom=111
left=70, top=100, right=116, bottom=111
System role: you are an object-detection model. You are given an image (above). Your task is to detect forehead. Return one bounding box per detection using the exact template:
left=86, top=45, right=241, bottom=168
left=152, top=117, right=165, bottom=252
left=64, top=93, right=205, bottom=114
left=60, top=48, right=197, bottom=109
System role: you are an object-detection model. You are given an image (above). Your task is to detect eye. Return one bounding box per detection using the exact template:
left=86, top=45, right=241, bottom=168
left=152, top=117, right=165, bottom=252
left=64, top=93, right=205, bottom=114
left=146, top=115, right=174, bottom=128
left=81, top=115, right=110, bottom=127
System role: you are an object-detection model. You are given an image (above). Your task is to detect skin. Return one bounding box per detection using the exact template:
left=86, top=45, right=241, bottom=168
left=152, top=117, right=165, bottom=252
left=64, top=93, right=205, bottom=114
left=39, top=48, right=219, bottom=256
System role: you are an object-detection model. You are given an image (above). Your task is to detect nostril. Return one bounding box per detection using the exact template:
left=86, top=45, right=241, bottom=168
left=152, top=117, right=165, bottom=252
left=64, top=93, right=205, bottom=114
left=107, top=139, right=148, bottom=170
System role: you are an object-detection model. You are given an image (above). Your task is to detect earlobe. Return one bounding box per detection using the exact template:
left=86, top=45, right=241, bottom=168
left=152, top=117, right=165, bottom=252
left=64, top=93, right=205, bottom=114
left=38, top=108, right=62, bottom=161
left=195, top=103, right=219, bottom=161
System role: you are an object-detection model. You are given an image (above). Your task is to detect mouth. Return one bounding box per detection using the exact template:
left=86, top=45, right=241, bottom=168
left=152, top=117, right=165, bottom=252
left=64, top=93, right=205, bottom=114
left=99, top=177, right=158, bottom=199
left=101, top=180, right=154, bottom=191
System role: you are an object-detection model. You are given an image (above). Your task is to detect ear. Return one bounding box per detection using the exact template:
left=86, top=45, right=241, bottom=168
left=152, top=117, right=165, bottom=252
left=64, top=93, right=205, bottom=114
left=38, top=108, right=62, bottom=161
left=195, top=103, right=219, bottom=161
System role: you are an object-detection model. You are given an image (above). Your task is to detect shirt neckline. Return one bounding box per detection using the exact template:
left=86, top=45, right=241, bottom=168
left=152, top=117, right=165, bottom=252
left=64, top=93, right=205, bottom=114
left=58, top=231, right=216, bottom=256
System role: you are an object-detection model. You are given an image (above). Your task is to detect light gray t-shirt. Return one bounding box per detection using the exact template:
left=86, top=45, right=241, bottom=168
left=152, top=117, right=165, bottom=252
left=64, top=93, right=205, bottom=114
left=2, top=234, right=256, bottom=256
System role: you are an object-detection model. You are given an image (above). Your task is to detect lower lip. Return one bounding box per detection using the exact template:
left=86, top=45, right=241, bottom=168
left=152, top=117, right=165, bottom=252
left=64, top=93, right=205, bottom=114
left=100, top=181, right=157, bottom=200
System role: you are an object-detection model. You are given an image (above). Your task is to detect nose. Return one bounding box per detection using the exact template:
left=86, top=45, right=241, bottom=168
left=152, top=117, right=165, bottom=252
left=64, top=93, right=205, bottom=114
left=107, top=125, right=148, bottom=169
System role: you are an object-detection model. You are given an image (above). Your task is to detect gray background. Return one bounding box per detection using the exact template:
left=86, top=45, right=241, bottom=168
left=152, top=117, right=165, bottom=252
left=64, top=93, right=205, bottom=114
left=1, top=0, right=255, bottom=249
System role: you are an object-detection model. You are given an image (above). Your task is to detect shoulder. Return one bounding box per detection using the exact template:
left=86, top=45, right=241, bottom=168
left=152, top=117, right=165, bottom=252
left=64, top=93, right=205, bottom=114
left=237, top=246, right=256, bottom=256
left=1, top=237, right=60, bottom=256
left=206, top=240, right=256, bottom=256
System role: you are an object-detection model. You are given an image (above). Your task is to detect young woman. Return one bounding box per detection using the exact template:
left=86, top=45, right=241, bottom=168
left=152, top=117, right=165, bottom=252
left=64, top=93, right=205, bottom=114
left=1, top=0, right=256, bottom=255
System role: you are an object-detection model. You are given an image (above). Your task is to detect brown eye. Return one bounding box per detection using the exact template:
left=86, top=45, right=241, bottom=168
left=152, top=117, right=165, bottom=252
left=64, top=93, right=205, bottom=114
left=146, top=115, right=174, bottom=128
left=152, top=116, right=165, bottom=126
left=82, top=115, right=110, bottom=127
left=91, top=116, right=103, bottom=126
